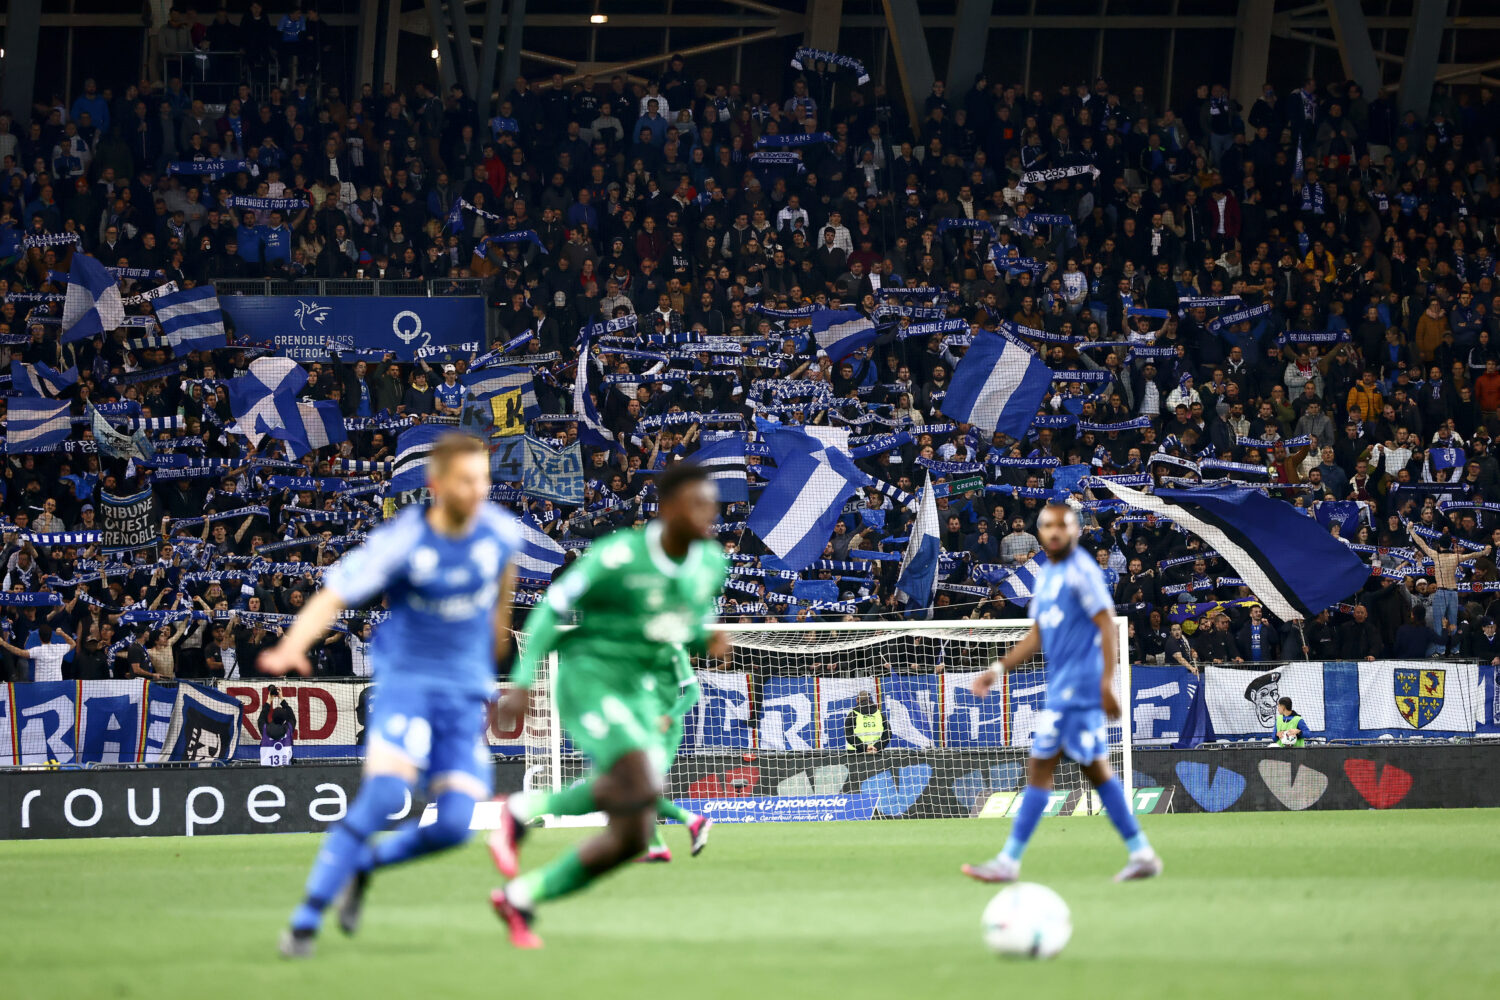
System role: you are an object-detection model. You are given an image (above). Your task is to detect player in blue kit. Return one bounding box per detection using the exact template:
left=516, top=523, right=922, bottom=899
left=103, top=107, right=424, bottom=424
left=962, top=502, right=1163, bottom=884
left=261, top=433, right=523, bottom=957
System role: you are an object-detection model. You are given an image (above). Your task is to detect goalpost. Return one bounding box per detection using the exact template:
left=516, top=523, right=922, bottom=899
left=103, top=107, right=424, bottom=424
left=519, top=619, right=1132, bottom=823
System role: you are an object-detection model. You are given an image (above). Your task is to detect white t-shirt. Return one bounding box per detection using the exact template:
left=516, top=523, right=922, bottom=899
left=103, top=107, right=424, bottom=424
left=26, top=639, right=72, bottom=682
left=349, top=635, right=372, bottom=678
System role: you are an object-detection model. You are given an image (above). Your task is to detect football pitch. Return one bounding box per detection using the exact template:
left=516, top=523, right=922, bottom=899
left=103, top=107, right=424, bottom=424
left=3, top=810, right=1498, bottom=1000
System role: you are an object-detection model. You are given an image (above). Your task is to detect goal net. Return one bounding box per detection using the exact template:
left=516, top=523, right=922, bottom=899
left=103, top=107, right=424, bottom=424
left=518, top=620, right=1131, bottom=823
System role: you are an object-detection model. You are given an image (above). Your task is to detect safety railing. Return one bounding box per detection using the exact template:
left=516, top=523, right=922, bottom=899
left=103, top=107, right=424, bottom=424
left=210, top=278, right=484, bottom=297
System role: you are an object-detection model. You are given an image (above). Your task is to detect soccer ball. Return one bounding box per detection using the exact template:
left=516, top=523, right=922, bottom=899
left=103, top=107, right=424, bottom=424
left=1279, top=729, right=1298, bottom=746
left=981, top=882, right=1072, bottom=959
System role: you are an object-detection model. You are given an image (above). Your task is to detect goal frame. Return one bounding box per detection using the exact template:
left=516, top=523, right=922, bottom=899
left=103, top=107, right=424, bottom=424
left=529, top=617, right=1134, bottom=815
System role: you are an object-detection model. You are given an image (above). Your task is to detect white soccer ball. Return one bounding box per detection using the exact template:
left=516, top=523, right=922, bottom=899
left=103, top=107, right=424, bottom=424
left=981, top=882, right=1072, bottom=959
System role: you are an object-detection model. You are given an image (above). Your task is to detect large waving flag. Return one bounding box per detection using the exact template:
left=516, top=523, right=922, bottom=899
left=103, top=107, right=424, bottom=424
left=691, top=433, right=749, bottom=502
left=3, top=398, right=72, bottom=452
left=226, top=357, right=307, bottom=448
left=267, top=400, right=348, bottom=459
left=154, top=284, right=227, bottom=353
left=61, top=252, right=126, bottom=342
left=464, top=364, right=539, bottom=419
left=391, top=423, right=447, bottom=491
left=1106, top=481, right=1370, bottom=620
left=943, top=328, right=1052, bottom=439
left=894, top=479, right=942, bottom=612
left=999, top=557, right=1043, bottom=606
left=10, top=361, right=78, bottom=397
left=572, top=350, right=616, bottom=449
left=808, top=308, right=878, bottom=363
left=748, top=426, right=869, bottom=570
left=516, top=516, right=566, bottom=581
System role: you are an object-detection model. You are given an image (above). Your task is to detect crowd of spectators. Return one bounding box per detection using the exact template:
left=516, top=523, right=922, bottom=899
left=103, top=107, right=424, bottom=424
left=6, top=10, right=1500, bottom=683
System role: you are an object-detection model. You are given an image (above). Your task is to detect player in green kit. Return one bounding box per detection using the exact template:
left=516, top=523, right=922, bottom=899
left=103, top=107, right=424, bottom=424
left=636, top=644, right=709, bottom=864
left=487, top=462, right=728, bottom=948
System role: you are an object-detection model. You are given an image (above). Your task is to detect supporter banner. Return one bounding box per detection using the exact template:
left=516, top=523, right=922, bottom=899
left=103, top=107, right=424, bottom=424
left=1196, top=661, right=1480, bottom=743
left=522, top=435, right=584, bottom=504
left=1130, top=666, right=1198, bottom=746
left=217, top=296, right=485, bottom=361
left=101, top=490, right=156, bottom=553
left=1357, top=661, right=1479, bottom=733
left=215, top=680, right=536, bottom=759
left=0, top=680, right=241, bottom=767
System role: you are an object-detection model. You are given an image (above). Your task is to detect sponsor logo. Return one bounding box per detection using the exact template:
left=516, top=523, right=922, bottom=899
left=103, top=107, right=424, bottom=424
left=293, top=300, right=332, bottom=329
left=2, top=762, right=527, bottom=839
left=1131, top=786, right=1170, bottom=814
left=1394, top=668, right=1445, bottom=729
left=1343, top=759, right=1413, bottom=809
left=1257, top=760, right=1328, bottom=810
left=860, top=764, right=932, bottom=816
left=674, top=793, right=878, bottom=823
left=1174, top=761, right=1246, bottom=812
left=391, top=310, right=433, bottom=353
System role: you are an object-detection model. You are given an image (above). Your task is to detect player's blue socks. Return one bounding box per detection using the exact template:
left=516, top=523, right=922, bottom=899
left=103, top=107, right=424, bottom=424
left=1095, top=776, right=1151, bottom=854
left=370, top=790, right=478, bottom=868
left=1000, top=784, right=1051, bottom=863
left=289, top=774, right=406, bottom=933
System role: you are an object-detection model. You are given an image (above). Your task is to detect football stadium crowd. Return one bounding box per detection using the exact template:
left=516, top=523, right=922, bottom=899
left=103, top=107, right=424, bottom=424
left=6, top=14, right=1500, bottom=683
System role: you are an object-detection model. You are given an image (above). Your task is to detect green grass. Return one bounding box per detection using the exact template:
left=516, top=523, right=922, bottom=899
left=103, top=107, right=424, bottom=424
left=3, top=811, right=1499, bottom=1000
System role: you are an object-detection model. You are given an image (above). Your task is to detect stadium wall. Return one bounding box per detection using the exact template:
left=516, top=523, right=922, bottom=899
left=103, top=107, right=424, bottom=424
left=4, top=744, right=1499, bottom=839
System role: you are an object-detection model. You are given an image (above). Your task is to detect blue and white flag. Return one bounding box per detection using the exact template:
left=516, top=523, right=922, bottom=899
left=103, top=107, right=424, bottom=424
left=516, top=517, right=565, bottom=582
left=60, top=252, right=126, bottom=342
left=2, top=398, right=72, bottom=452
left=9, top=361, right=77, bottom=397
left=894, top=480, right=942, bottom=613
left=1106, top=481, right=1370, bottom=620
left=391, top=423, right=447, bottom=492
left=269, top=400, right=348, bottom=459
left=463, top=365, right=538, bottom=418
left=808, top=308, right=878, bottom=363
left=748, top=427, right=869, bottom=570
left=942, top=329, right=1052, bottom=439
left=572, top=353, right=616, bottom=450
left=692, top=433, right=750, bottom=503
left=154, top=284, right=227, bottom=353
left=999, top=558, right=1042, bottom=605
left=225, top=357, right=307, bottom=448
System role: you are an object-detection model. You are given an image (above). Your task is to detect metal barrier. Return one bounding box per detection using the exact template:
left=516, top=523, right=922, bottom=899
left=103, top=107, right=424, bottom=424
left=210, top=278, right=483, bottom=298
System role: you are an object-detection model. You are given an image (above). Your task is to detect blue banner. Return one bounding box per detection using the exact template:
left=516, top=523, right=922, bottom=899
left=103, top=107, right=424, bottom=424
left=758, top=677, right=818, bottom=750
left=1130, top=666, right=1197, bottom=745
left=0, top=680, right=241, bottom=766
left=216, top=296, right=485, bottom=361
left=883, top=674, right=940, bottom=749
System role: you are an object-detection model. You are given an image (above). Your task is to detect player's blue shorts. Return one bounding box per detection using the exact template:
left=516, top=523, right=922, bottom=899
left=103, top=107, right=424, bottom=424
left=366, top=680, right=493, bottom=796
left=1029, top=707, right=1108, bottom=764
